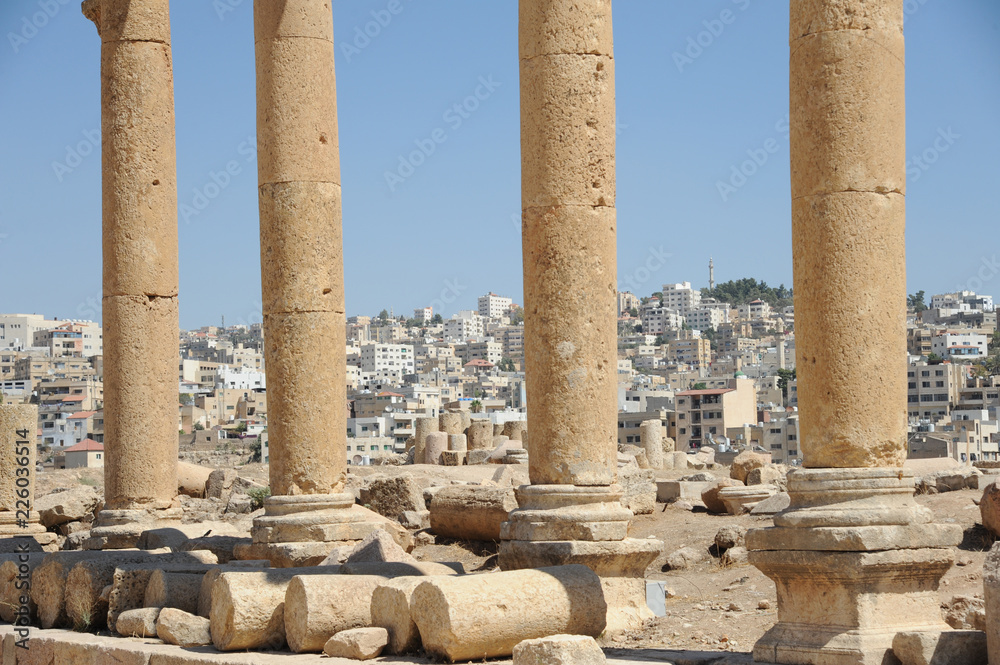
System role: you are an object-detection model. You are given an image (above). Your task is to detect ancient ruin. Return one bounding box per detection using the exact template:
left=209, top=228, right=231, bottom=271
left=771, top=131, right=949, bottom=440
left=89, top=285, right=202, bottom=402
left=1, top=1, right=991, bottom=664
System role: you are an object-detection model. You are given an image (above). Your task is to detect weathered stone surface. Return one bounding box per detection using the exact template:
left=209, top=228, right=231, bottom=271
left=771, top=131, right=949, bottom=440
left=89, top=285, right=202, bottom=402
left=66, top=551, right=214, bottom=631
left=618, top=468, right=655, bottom=515
left=0, top=554, right=44, bottom=623
left=323, top=627, right=388, bottom=660
left=467, top=420, right=493, bottom=451
left=360, top=475, right=425, bottom=520
left=284, top=574, right=385, bottom=653
left=156, top=607, right=212, bottom=647
left=370, top=576, right=424, bottom=654
left=116, top=607, right=160, bottom=637
left=747, top=464, right=785, bottom=488
left=35, top=486, right=101, bottom=529
left=980, top=483, right=1000, bottom=536
left=721, top=546, right=749, bottom=567
left=344, top=529, right=417, bottom=565
left=700, top=478, right=744, bottom=513
left=210, top=568, right=330, bottom=651
left=413, top=416, right=438, bottom=466
left=513, top=634, right=607, bottom=664
left=983, top=543, right=1000, bottom=662
left=144, top=570, right=203, bottom=614
left=180, top=535, right=251, bottom=564
left=340, top=561, right=462, bottom=577
left=942, top=595, right=986, bottom=631
left=429, top=485, right=518, bottom=541
left=749, top=491, right=791, bottom=516
left=205, top=468, right=237, bottom=501
left=715, top=525, right=747, bottom=552
left=412, top=565, right=606, bottom=661
left=499, top=538, right=661, bottom=578
left=424, top=432, right=448, bottom=465
left=718, top=484, right=779, bottom=515
left=892, top=630, right=987, bottom=665
left=639, top=420, right=664, bottom=470
left=32, top=551, right=119, bottom=629
left=176, top=461, right=213, bottom=498
left=664, top=547, right=707, bottom=571
left=731, top=451, right=770, bottom=483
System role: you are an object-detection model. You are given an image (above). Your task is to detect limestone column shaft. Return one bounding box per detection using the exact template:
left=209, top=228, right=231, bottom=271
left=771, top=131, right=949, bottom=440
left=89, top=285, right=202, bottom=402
left=520, top=0, right=617, bottom=487
left=84, top=0, right=179, bottom=511
left=790, top=0, right=907, bottom=468
left=0, top=404, right=50, bottom=542
left=255, top=0, right=345, bottom=496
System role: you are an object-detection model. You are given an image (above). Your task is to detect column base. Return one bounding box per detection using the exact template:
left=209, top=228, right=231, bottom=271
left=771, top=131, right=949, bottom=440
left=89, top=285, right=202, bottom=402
left=236, top=493, right=409, bottom=567
left=499, top=484, right=664, bottom=632
left=0, top=512, right=58, bottom=550
left=748, top=468, right=961, bottom=665
left=85, top=506, right=183, bottom=550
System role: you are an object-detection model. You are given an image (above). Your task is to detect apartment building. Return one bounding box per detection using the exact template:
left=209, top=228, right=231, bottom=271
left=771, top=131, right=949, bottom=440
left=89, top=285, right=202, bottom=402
left=478, top=293, right=513, bottom=320
left=674, top=378, right=756, bottom=450
left=443, top=311, right=485, bottom=342
left=359, top=343, right=415, bottom=381
left=617, top=291, right=640, bottom=318
left=661, top=282, right=702, bottom=315
left=0, top=314, right=62, bottom=351
left=667, top=338, right=711, bottom=368
left=907, top=361, right=965, bottom=421
left=640, top=303, right=683, bottom=336
left=931, top=330, right=988, bottom=361
left=455, top=340, right=503, bottom=366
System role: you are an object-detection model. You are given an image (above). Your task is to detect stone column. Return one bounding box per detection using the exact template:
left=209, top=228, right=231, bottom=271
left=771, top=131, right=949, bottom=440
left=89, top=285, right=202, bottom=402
left=747, top=2, right=959, bottom=663
left=499, top=0, right=661, bottom=623
left=639, top=420, right=663, bottom=470
left=236, top=0, right=384, bottom=566
left=0, top=404, right=54, bottom=548
left=83, top=0, right=181, bottom=550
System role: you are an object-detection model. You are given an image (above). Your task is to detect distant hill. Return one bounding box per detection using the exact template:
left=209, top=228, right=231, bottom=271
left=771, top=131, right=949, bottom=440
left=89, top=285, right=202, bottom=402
left=701, top=278, right=793, bottom=309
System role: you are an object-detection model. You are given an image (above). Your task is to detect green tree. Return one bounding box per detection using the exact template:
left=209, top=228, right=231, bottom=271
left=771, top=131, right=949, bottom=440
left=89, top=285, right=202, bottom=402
left=378, top=309, right=389, bottom=322
left=497, top=357, right=516, bottom=372
left=692, top=382, right=708, bottom=390
left=907, top=291, right=928, bottom=313
left=431, top=313, right=443, bottom=324
left=179, top=393, right=193, bottom=405
left=704, top=278, right=794, bottom=308
left=628, top=307, right=639, bottom=318
left=193, top=422, right=205, bottom=431
left=777, top=368, right=797, bottom=399
left=509, top=306, right=524, bottom=325
left=470, top=400, right=483, bottom=413
left=984, top=355, right=1000, bottom=376
left=927, top=352, right=943, bottom=364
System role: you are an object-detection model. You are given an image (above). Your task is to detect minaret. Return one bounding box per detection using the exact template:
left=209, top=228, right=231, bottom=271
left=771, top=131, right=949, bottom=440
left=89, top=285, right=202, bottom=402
left=709, top=257, right=715, bottom=292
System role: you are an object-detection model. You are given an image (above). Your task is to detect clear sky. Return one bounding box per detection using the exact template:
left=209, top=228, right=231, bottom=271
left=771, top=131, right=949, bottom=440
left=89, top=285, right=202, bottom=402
left=1, top=1, right=998, bottom=329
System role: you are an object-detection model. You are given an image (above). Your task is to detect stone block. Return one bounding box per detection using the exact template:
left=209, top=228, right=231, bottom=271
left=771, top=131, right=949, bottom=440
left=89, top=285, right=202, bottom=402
left=440, top=450, right=467, bottom=466
left=892, top=630, right=987, bottom=665
left=156, top=607, right=212, bottom=647
left=205, top=468, right=237, bottom=501
left=750, top=492, right=791, bottom=516
left=35, top=486, right=101, bottom=529
left=657, top=479, right=716, bottom=503
left=370, top=576, right=424, bottom=655
left=144, top=570, right=203, bottom=614
left=359, top=475, right=425, bottom=520
left=344, top=529, right=417, bottom=565
left=116, top=607, right=160, bottom=638
left=429, top=485, right=518, bottom=541
left=176, top=461, right=213, bottom=498
left=323, top=627, right=388, bottom=660
left=513, top=634, right=607, bottom=664
left=731, top=451, right=770, bottom=483
left=618, top=468, right=656, bottom=515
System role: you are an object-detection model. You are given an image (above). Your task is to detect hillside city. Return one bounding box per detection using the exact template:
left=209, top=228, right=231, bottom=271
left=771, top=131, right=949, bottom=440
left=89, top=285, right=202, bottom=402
left=3, top=268, right=996, bottom=470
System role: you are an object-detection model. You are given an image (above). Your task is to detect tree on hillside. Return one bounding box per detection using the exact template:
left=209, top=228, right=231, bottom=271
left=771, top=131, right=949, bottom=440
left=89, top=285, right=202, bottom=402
left=777, top=368, right=796, bottom=400
left=431, top=313, right=443, bottom=324
left=378, top=309, right=389, bottom=322
left=703, top=278, right=793, bottom=308
left=907, top=291, right=928, bottom=313
left=510, top=306, right=524, bottom=325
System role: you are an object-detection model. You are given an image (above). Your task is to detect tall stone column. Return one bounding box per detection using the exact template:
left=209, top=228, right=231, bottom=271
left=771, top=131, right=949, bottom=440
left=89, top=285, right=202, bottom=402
left=747, top=2, right=959, bottom=663
left=499, top=1, right=660, bottom=626
left=83, top=0, right=181, bottom=550
left=236, top=0, right=388, bottom=566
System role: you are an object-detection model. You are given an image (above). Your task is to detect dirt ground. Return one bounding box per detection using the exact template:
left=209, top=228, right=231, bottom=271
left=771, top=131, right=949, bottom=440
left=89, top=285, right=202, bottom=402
left=34, top=461, right=991, bottom=657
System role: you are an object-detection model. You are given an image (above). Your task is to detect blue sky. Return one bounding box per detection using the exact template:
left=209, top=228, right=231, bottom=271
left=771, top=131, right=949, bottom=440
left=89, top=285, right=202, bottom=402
left=1, top=1, right=998, bottom=329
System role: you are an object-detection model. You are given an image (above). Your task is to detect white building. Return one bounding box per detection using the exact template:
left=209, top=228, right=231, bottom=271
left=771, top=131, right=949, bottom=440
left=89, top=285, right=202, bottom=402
left=661, top=282, right=702, bottom=315
left=443, top=311, right=485, bottom=342
left=0, top=314, right=63, bottom=351
left=738, top=299, right=772, bottom=320
left=640, top=304, right=683, bottom=336
left=931, top=291, right=994, bottom=312
left=931, top=330, right=988, bottom=361
left=687, top=300, right=731, bottom=331
left=218, top=365, right=267, bottom=390
left=478, top=293, right=513, bottom=320
left=414, top=307, right=432, bottom=323
left=360, top=343, right=415, bottom=381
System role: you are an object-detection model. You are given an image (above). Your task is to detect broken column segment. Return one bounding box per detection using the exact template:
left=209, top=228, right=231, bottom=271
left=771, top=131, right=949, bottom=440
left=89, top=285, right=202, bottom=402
left=747, top=2, right=960, bottom=663
left=0, top=404, right=52, bottom=547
